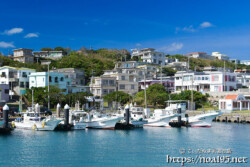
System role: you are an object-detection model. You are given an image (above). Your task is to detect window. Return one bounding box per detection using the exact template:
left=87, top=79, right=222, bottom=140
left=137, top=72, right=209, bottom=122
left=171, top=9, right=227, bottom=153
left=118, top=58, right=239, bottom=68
left=121, top=76, right=125, bottom=80
left=131, top=85, right=134, bottom=89
left=120, top=84, right=125, bottom=89
left=103, top=89, right=108, bottom=95
left=4, top=89, right=9, bottom=94
left=97, top=89, right=100, bottom=94
left=60, top=77, right=64, bottom=81
left=67, top=82, right=70, bottom=85
left=109, top=80, right=114, bottom=86
left=22, top=72, right=27, bottom=78
left=20, top=82, right=24, bottom=88
left=213, top=75, right=219, bottom=81
left=26, top=82, right=29, bottom=88
left=55, top=77, right=58, bottom=83
left=49, top=76, right=52, bottom=82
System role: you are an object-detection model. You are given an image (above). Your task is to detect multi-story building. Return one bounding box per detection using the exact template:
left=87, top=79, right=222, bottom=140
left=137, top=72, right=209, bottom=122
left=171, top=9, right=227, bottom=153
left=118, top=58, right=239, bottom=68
left=175, top=70, right=237, bottom=93
left=165, top=60, right=187, bottom=71
left=90, top=76, right=116, bottom=97
left=139, top=77, right=175, bottom=93
left=29, top=72, right=71, bottom=94
left=0, top=84, right=10, bottom=102
left=211, top=52, right=229, bottom=61
left=131, top=48, right=165, bottom=65
left=0, top=66, right=36, bottom=95
left=230, top=59, right=241, bottom=64
left=241, top=60, right=250, bottom=66
left=234, top=69, right=250, bottom=88
left=13, top=48, right=34, bottom=63
left=33, top=51, right=66, bottom=60
left=185, top=52, right=214, bottom=60
left=51, top=68, right=86, bottom=93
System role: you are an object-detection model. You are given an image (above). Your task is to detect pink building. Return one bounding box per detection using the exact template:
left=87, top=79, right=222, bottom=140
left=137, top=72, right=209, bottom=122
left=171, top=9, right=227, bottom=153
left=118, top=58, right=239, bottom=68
left=139, top=79, right=175, bottom=93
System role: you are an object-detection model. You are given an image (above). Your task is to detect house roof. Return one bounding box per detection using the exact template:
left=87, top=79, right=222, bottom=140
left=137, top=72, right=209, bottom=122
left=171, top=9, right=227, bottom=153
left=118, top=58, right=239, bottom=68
left=225, top=95, right=238, bottom=100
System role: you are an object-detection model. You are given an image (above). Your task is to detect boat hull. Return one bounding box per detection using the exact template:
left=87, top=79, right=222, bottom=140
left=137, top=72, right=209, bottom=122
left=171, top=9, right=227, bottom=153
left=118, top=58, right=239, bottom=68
left=188, top=112, right=222, bottom=127
left=144, top=114, right=178, bottom=127
left=72, top=123, right=86, bottom=130
left=86, top=117, right=123, bottom=129
left=14, top=119, right=61, bottom=131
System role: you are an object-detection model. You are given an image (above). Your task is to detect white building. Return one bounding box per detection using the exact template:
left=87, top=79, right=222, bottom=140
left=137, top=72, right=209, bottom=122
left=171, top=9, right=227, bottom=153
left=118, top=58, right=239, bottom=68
left=234, top=69, right=250, bottom=88
left=219, top=95, right=250, bottom=111
left=90, top=76, right=116, bottom=97
left=185, top=52, right=214, bottom=60
left=211, top=52, right=229, bottom=61
left=241, top=60, right=250, bottom=66
left=29, top=72, right=71, bottom=94
left=33, top=51, right=66, bottom=60
left=175, top=70, right=237, bottom=93
left=0, top=66, right=36, bottom=95
left=131, top=48, right=165, bottom=65
left=13, top=48, right=34, bottom=63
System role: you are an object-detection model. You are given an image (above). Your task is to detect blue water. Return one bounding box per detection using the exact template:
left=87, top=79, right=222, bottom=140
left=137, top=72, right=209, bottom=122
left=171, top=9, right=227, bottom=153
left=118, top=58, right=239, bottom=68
left=0, top=123, right=249, bottom=167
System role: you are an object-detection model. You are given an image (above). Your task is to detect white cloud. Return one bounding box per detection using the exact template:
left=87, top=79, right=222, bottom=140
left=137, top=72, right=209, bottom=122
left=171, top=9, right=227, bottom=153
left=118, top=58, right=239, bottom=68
left=24, top=33, right=39, bottom=38
left=136, top=43, right=142, bottom=47
left=176, top=25, right=195, bottom=33
left=0, top=41, right=15, bottom=48
left=3, top=28, right=23, bottom=35
left=160, top=43, right=183, bottom=52
left=200, top=22, right=213, bottom=28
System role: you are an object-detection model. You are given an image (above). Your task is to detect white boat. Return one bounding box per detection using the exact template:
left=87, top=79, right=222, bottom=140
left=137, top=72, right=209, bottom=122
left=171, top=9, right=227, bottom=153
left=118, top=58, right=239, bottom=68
left=69, top=110, right=87, bottom=130
left=144, top=109, right=180, bottom=127
left=13, top=112, right=62, bottom=131
left=85, top=112, right=124, bottom=129
left=187, top=111, right=222, bottom=127
left=130, top=106, right=148, bottom=127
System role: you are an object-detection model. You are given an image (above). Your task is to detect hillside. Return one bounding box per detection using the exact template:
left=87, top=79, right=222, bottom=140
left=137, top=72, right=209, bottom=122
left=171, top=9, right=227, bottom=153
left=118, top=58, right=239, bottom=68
left=167, top=54, right=250, bottom=71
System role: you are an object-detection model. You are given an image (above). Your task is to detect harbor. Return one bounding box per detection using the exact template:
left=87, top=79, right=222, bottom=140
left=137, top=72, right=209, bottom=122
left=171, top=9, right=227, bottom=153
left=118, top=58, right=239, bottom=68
left=1, top=122, right=249, bottom=167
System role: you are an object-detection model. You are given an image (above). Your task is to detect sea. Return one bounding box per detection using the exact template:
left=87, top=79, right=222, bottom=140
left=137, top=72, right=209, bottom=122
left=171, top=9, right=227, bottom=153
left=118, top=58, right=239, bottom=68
left=0, top=122, right=249, bottom=167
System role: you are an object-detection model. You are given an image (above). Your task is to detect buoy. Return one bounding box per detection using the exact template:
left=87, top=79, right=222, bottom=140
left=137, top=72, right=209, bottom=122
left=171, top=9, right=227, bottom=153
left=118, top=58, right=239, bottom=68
left=33, top=124, right=37, bottom=130
left=11, top=122, right=15, bottom=128
left=42, top=121, right=45, bottom=128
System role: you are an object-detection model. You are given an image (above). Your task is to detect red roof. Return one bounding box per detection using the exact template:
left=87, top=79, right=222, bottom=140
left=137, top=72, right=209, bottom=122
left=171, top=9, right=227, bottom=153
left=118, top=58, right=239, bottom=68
left=185, top=52, right=207, bottom=55
left=225, top=95, right=238, bottom=100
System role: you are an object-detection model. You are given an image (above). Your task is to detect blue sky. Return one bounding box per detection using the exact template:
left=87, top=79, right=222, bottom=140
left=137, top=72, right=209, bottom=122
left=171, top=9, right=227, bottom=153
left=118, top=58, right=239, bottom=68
left=0, top=0, right=250, bottom=60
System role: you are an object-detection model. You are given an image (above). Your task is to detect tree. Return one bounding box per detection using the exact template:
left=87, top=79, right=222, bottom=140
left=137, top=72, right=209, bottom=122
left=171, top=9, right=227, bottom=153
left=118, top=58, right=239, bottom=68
left=25, top=87, right=47, bottom=105
left=41, top=48, right=53, bottom=51
left=162, top=67, right=177, bottom=76
left=103, top=91, right=131, bottom=106
left=170, top=90, right=208, bottom=109
left=134, top=84, right=169, bottom=107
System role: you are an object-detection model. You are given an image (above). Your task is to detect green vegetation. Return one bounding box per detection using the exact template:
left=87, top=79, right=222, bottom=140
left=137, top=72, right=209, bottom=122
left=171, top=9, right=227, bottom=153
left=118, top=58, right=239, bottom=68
left=162, top=67, right=177, bottom=76
left=103, top=91, right=132, bottom=106
left=134, top=84, right=209, bottom=109
left=134, top=84, right=169, bottom=107
left=167, top=54, right=250, bottom=71
left=25, top=86, right=92, bottom=108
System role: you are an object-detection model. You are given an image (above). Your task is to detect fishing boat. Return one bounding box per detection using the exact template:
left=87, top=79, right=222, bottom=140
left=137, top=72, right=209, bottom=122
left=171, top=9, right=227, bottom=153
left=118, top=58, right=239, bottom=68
left=186, top=111, right=222, bottom=127
left=69, top=110, right=87, bottom=130
left=13, top=104, right=62, bottom=131
left=144, top=109, right=180, bottom=127
left=85, top=112, right=124, bottom=129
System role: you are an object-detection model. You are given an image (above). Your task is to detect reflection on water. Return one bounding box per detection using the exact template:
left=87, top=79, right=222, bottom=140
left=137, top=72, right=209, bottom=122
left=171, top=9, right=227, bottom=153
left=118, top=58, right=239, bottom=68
left=0, top=123, right=249, bottom=167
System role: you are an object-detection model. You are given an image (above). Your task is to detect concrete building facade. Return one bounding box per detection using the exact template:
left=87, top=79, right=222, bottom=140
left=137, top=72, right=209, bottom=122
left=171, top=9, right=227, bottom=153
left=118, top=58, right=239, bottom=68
left=29, top=72, right=71, bottom=94
left=219, top=95, right=250, bottom=111
left=33, top=51, right=66, bottom=60
left=13, top=48, right=34, bottom=63
left=0, top=66, right=36, bottom=95
left=131, top=48, right=165, bottom=65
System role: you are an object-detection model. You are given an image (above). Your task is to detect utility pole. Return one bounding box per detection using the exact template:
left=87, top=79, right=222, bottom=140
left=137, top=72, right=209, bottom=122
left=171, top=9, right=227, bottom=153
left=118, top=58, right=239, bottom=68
left=187, top=56, right=190, bottom=72
left=191, top=75, right=194, bottom=111
left=160, top=64, right=163, bottom=84
left=48, top=63, right=50, bottom=110
left=224, top=61, right=226, bottom=92
left=32, top=89, right=34, bottom=112
left=144, top=68, right=147, bottom=109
